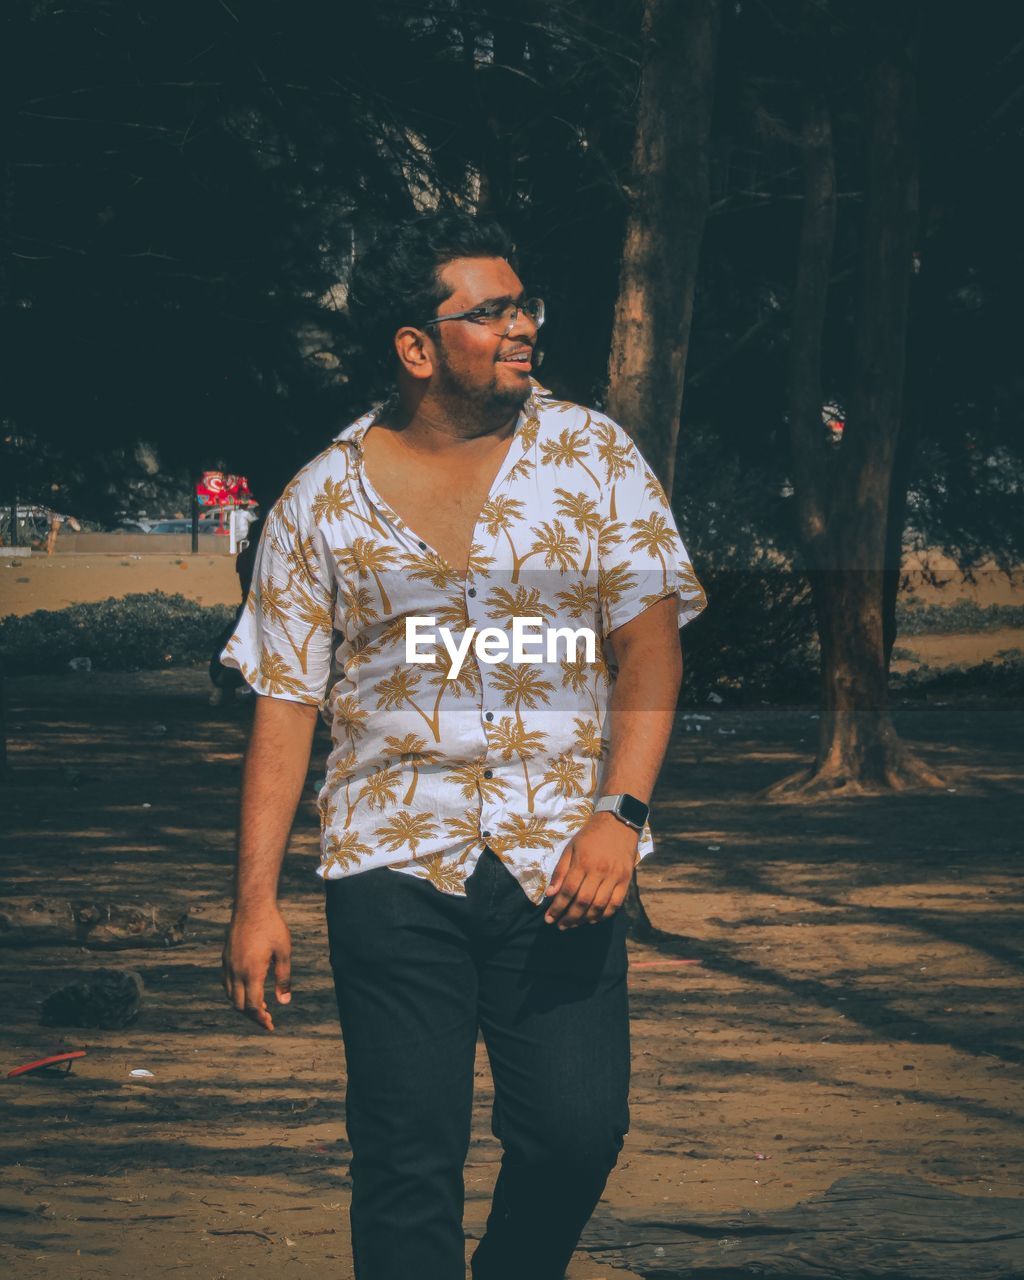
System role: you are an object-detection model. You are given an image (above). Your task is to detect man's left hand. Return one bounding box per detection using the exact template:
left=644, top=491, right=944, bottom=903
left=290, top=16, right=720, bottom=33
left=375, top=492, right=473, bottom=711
left=543, top=812, right=640, bottom=929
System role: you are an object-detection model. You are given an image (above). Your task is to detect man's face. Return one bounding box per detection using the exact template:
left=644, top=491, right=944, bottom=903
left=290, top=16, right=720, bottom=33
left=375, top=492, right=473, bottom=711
left=425, top=257, right=538, bottom=414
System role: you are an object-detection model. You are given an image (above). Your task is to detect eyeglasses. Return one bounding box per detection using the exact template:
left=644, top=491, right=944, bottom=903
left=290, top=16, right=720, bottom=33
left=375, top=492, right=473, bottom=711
left=422, top=297, right=545, bottom=338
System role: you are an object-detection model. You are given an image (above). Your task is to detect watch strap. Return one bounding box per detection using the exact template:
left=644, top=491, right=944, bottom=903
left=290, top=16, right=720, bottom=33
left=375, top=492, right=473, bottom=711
left=594, top=793, right=649, bottom=830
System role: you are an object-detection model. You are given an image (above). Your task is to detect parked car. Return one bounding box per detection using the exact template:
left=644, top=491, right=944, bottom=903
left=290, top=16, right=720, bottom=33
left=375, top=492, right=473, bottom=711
left=147, top=518, right=220, bottom=534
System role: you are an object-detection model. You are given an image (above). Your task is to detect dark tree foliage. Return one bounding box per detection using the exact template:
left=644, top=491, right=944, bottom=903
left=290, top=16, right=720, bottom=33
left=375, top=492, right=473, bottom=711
left=905, top=7, right=1024, bottom=576
left=673, top=1, right=1024, bottom=727
left=2, top=0, right=1021, bottom=644
left=682, top=1, right=1024, bottom=578
left=1, top=0, right=643, bottom=519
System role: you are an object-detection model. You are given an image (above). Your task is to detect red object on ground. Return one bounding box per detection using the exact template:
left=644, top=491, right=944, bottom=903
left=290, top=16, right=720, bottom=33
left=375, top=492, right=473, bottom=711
left=7, top=1050, right=87, bottom=1078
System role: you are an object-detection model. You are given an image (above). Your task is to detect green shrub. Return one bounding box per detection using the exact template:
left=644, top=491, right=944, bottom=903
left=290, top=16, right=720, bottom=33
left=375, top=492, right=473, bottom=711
left=673, top=435, right=818, bottom=704
left=896, top=599, right=1024, bottom=635
left=679, top=566, right=817, bottom=703
left=0, top=592, right=237, bottom=674
left=891, top=655, right=1024, bottom=697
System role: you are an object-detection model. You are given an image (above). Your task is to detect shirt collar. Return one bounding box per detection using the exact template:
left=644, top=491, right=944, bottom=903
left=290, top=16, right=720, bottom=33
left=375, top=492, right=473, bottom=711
left=334, top=379, right=550, bottom=454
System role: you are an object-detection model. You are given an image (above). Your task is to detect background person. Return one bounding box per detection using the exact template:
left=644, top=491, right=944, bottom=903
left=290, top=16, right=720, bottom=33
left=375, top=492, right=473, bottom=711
left=208, top=505, right=263, bottom=707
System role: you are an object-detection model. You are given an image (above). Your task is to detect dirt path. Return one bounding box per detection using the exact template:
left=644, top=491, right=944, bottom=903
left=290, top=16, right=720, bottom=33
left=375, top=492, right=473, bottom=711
left=1, top=672, right=1022, bottom=1277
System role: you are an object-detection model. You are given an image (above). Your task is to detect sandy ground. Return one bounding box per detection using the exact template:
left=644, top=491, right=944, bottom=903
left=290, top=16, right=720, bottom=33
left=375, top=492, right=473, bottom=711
left=0, top=670, right=1021, bottom=1278
left=0, top=554, right=242, bottom=616
left=4, top=551, right=1023, bottom=678
left=3, top=548, right=1024, bottom=619
left=888, top=628, right=1024, bottom=672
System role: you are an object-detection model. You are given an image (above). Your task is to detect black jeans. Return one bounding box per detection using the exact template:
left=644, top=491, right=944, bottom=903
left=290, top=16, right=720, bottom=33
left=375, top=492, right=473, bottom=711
left=324, top=845, right=631, bottom=1280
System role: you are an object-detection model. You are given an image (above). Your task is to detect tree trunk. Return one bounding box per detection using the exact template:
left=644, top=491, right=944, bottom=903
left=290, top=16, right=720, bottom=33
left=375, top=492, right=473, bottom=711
left=605, top=0, right=720, bottom=940
left=605, top=0, right=720, bottom=494
left=884, top=201, right=933, bottom=670
left=796, top=561, right=937, bottom=793
left=0, top=660, right=8, bottom=783
left=883, top=402, right=917, bottom=669
left=463, top=1, right=528, bottom=216
left=770, top=2, right=942, bottom=798
left=0, top=10, right=16, bottom=777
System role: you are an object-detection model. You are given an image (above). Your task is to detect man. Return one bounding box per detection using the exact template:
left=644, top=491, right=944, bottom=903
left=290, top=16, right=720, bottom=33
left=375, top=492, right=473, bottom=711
left=209, top=504, right=263, bottom=708
left=228, top=502, right=256, bottom=551
left=44, top=510, right=80, bottom=555
left=220, top=212, right=706, bottom=1280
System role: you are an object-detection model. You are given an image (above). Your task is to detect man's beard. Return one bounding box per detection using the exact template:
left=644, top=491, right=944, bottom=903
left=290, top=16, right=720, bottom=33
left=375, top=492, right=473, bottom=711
left=433, top=343, right=531, bottom=418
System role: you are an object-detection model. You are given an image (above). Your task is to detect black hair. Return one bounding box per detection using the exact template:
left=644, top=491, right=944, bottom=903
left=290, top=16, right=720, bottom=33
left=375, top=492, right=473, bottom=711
left=346, top=210, right=517, bottom=399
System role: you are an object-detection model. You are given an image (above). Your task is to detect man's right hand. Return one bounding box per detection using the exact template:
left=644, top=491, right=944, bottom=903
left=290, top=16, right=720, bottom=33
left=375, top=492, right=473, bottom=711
left=222, top=905, right=292, bottom=1033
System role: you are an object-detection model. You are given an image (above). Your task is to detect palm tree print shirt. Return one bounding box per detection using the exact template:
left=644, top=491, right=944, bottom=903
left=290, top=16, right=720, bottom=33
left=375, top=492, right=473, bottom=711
left=222, top=382, right=706, bottom=904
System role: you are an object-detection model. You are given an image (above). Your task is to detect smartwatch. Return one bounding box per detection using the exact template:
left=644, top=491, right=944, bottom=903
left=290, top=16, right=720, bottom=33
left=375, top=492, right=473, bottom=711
left=593, top=793, right=649, bottom=832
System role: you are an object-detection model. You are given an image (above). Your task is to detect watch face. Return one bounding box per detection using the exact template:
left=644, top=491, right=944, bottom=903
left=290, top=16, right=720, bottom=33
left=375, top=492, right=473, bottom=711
left=618, top=794, right=648, bottom=828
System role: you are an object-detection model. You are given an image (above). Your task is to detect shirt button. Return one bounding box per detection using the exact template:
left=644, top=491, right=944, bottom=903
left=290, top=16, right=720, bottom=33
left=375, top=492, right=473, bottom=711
left=483, top=770, right=493, bottom=779
left=484, top=711, right=493, bottom=722
left=468, top=587, right=477, bottom=598
left=417, top=540, right=427, bottom=550
left=482, top=830, right=491, bottom=839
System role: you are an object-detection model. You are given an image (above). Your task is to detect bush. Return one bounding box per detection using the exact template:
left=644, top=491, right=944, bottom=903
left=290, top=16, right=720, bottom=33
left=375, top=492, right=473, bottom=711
left=896, top=599, right=1024, bottom=635
left=0, top=592, right=238, bottom=674
left=891, top=655, right=1024, bottom=697
left=679, top=566, right=818, bottom=703
left=674, top=434, right=818, bottom=704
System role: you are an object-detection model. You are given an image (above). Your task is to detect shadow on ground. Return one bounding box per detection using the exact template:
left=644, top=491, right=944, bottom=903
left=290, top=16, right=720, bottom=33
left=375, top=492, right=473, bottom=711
left=1, top=671, right=1021, bottom=1278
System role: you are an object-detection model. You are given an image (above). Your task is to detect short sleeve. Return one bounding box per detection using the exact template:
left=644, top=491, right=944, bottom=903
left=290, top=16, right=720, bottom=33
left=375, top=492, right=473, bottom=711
left=598, top=439, right=706, bottom=637
left=220, top=487, right=336, bottom=705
